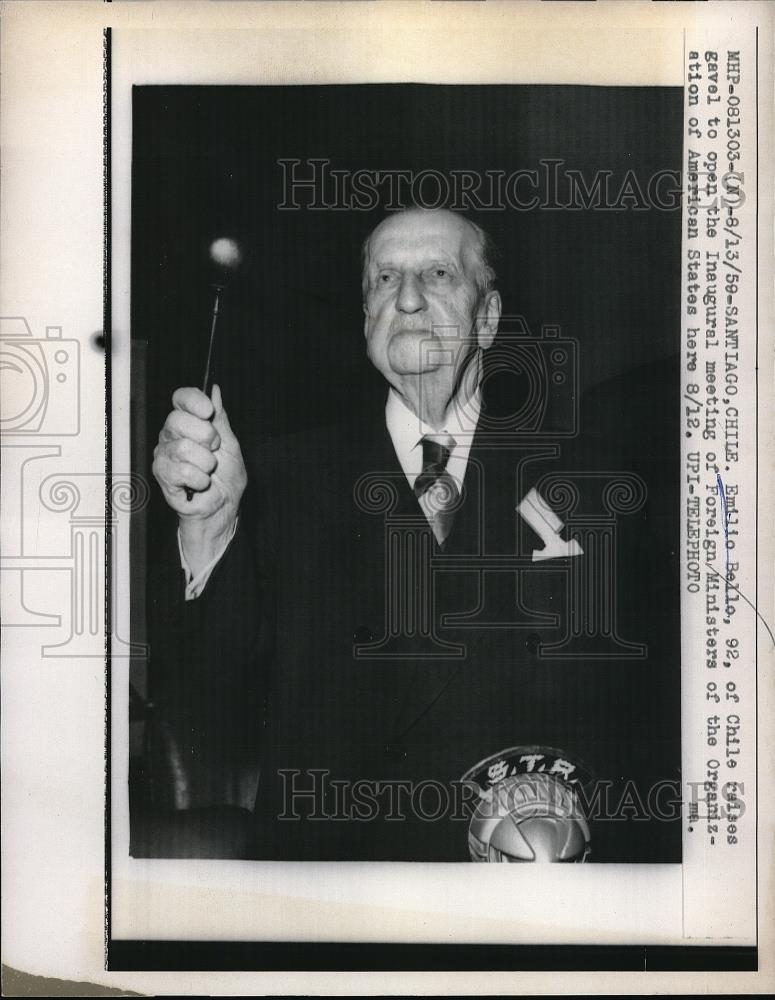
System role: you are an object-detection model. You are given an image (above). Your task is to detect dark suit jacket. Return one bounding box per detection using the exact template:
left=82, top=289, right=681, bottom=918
left=146, top=355, right=681, bottom=862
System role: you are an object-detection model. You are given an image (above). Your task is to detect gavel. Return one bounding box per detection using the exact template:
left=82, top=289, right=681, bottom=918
left=185, top=237, right=243, bottom=501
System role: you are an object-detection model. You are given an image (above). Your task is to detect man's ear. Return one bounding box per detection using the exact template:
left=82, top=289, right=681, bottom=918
left=476, top=290, right=501, bottom=350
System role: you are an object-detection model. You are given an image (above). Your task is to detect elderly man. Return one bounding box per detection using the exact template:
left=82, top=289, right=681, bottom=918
left=155, top=209, right=500, bottom=569
left=147, top=207, right=680, bottom=862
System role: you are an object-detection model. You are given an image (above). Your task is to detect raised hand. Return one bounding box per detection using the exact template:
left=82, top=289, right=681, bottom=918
left=152, top=384, right=247, bottom=573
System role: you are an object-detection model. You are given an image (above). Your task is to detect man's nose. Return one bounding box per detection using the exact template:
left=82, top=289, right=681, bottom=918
left=396, top=272, right=427, bottom=313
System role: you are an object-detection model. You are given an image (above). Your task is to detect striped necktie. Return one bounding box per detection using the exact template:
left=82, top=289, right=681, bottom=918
left=413, top=433, right=459, bottom=546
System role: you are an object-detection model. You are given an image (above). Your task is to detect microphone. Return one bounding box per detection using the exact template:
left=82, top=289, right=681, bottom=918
left=461, top=745, right=594, bottom=862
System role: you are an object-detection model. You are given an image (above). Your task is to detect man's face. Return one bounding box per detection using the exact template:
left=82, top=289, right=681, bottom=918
left=362, top=210, right=499, bottom=398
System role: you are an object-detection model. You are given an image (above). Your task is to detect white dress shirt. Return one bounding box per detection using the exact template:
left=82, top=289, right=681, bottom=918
left=385, top=382, right=481, bottom=531
left=179, top=517, right=238, bottom=601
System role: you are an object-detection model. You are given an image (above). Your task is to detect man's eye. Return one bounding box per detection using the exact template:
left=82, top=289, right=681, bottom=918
left=377, top=272, right=396, bottom=285
left=427, top=267, right=451, bottom=280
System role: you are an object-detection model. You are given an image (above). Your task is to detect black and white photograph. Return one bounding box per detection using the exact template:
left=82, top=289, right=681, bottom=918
left=1, top=1, right=772, bottom=993
left=129, top=84, right=683, bottom=866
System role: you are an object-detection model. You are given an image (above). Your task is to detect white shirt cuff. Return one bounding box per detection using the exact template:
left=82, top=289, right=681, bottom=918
left=178, top=517, right=239, bottom=601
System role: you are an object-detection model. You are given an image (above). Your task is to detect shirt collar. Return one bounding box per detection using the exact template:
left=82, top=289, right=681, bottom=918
left=385, top=361, right=482, bottom=478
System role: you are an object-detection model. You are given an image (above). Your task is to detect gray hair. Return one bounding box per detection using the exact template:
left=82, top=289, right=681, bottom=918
left=361, top=208, right=497, bottom=302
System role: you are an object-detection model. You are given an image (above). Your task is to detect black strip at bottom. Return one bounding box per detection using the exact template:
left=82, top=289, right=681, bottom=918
left=108, top=941, right=757, bottom=972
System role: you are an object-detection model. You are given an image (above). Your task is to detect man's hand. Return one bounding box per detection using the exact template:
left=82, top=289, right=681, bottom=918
left=152, top=385, right=247, bottom=575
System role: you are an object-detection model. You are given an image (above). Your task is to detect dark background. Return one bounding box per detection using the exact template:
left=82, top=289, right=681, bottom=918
left=129, top=82, right=682, bottom=746
left=132, top=84, right=682, bottom=446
